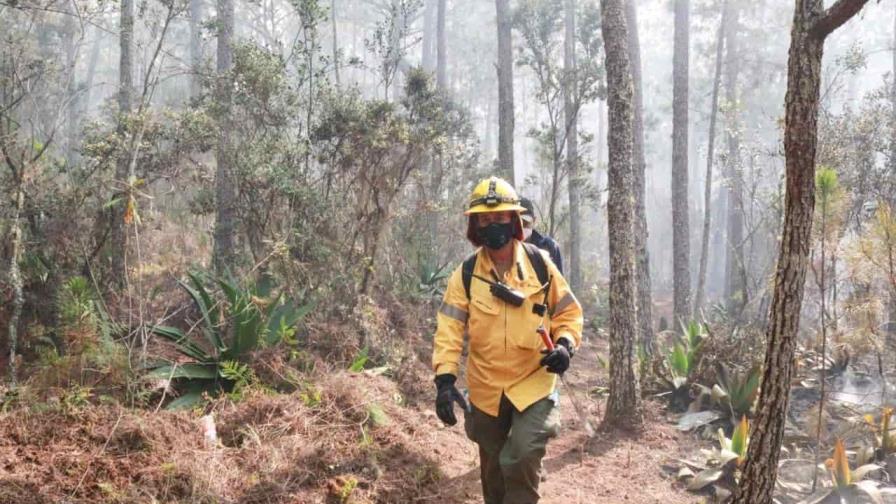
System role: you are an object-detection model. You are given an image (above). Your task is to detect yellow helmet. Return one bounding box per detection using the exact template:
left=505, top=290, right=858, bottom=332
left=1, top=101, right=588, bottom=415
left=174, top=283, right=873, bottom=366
left=464, top=176, right=526, bottom=246
left=464, top=176, right=526, bottom=215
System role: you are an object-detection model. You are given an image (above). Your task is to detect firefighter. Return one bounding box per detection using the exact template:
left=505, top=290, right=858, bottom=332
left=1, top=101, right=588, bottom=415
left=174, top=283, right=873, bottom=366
left=432, top=176, right=583, bottom=504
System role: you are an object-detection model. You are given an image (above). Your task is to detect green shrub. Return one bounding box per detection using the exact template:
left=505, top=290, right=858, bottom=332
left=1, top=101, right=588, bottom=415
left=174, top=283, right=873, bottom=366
left=149, top=272, right=312, bottom=409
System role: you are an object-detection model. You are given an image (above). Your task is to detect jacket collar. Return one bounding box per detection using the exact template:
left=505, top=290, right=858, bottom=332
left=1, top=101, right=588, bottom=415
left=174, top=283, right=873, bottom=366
left=477, top=240, right=529, bottom=283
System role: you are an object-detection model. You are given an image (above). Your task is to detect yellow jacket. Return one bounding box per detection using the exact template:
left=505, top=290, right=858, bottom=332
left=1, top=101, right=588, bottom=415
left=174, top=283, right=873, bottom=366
left=432, top=240, right=583, bottom=417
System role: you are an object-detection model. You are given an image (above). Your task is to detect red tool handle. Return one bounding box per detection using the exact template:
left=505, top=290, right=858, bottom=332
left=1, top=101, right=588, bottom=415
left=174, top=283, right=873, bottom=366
left=537, top=326, right=554, bottom=351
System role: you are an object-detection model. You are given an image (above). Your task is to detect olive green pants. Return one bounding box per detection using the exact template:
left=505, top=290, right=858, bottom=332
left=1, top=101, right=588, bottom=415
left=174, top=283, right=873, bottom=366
left=465, top=393, right=560, bottom=504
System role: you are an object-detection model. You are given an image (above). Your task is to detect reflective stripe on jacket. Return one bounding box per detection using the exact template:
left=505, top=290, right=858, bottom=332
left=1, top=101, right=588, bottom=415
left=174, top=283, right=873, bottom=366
left=432, top=240, right=583, bottom=417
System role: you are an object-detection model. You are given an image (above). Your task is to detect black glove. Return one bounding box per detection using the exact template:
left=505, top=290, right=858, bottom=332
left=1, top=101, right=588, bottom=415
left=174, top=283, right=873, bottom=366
left=434, top=374, right=468, bottom=426
left=540, top=338, right=572, bottom=374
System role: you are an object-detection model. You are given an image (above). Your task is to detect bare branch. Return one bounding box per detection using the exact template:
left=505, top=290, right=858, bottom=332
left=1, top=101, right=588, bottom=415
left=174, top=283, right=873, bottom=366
left=810, top=0, right=871, bottom=39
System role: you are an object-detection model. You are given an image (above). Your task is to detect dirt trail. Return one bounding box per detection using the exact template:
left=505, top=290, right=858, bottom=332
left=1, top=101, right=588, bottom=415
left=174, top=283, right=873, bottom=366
left=417, top=341, right=700, bottom=504
left=0, top=318, right=701, bottom=503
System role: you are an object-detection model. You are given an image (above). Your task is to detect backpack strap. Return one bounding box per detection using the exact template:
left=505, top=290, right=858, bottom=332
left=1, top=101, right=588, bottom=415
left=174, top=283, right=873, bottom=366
left=464, top=244, right=550, bottom=300
left=462, top=252, right=478, bottom=300
left=522, top=242, right=549, bottom=286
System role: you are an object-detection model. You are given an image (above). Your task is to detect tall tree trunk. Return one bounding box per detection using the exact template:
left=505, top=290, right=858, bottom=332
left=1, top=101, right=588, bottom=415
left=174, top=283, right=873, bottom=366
left=7, top=173, right=24, bottom=385
left=213, top=0, right=237, bottom=274
left=495, top=0, right=515, bottom=183
left=436, top=0, right=447, bottom=90
left=422, top=0, right=436, bottom=71
left=625, top=0, right=653, bottom=352
left=110, top=0, right=135, bottom=283
left=548, top=143, right=561, bottom=237
left=671, top=0, right=691, bottom=327
left=62, top=14, right=79, bottom=165
left=82, top=28, right=102, bottom=124
left=724, top=2, right=747, bottom=317
left=189, top=0, right=204, bottom=97
left=694, top=0, right=728, bottom=317
left=565, top=0, right=582, bottom=292
left=889, top=3, right=896, bottom=339
left=600, top=0, right=643, bottom=430
left=732, top=1, right=870, bottom=502
left=331, top=0, right=340, bottom=85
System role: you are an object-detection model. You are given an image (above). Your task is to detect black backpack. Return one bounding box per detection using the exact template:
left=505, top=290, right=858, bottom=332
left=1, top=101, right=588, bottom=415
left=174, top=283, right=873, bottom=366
left=461, top=242, right=550, bottom=300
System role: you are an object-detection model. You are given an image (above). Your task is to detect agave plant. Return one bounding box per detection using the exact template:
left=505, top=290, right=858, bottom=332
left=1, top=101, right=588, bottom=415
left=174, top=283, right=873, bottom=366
left=670, top=321, right=706, bottom=379
left=712, top=363, right=761, bottom=422
left=718, top=415, right=750, bottom=467
left=658, top=321, right=706, bottom=408
left=687, top=416, right=750, bottom=492
left=814, top=439, right=883, bottom=503
left=417, top=261, right=450, bottom=298
left=149, top=272, right=312, bottom=409
left=863, top=407, right=896, bottom=457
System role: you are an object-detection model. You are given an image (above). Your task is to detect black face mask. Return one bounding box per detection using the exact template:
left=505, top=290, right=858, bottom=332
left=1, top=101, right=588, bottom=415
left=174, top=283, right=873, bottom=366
left=477, top=221, right=514, bottom=250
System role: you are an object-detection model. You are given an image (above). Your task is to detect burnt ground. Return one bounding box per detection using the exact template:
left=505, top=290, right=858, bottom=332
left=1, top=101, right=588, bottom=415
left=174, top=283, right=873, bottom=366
left=0, top=323, right=700, bottom=504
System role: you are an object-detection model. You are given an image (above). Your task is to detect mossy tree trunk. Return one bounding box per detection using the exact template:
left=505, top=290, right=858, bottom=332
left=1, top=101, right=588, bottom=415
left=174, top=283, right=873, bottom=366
left=732, top=1, right=870, bottom=501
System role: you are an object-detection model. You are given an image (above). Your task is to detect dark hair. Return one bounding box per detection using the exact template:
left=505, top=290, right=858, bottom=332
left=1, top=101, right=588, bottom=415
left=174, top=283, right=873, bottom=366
left=519, top=197, right=535, bottom=216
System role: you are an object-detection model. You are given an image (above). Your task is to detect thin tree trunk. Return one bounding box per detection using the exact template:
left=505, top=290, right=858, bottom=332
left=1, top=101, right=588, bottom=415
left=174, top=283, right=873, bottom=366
left=811, top=206, right=829, bottom=492
left=110, top=0, right=135, bottom=283
left=694, top=0, right=728, bottom=318
left=565, top=0, right=582, bottom=292
left=548, top=143, right=562, bottom=237
left=597, top=100, right=605, bottom=169
left=724, top=3, right=747, bottom=317
left=600, top=0, right=643, bottom=430
left=625, top=0, right=653, bottom=352
left=436, top=0, right=447, bottom=90
left=189, top=0, right=204, bottom=97
left=888, top=3, right=896, bottom=339
left=63, top=14, right=79, bottom=165
left=422, top=0, right=435, bottom=71
left=484, top=97, right=494, bottom=154
left=671, top=0, right=691, bottom=327
left=82, top=28, right=102, bottom=123
left=495, top=0, right=515, bottom=183
left=213, top=0, right=237, bottom=274
left=332, top=0, right=340, bottom=85
left=7, top=175, right=24, bottom=385
left=733, top=1, right=870, bottom=502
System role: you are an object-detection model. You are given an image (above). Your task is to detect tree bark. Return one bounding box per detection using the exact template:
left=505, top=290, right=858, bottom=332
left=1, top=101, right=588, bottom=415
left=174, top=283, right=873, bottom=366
left=422, top=0, right=436, bottom=71
left=600, top=0, right=643, bottom=430
left=82, top=28, right=102, bottom=124
left=7, top=174, right=24, bottom=385
left=625, top=0, right=653, bottom=352
left=565, top=0, right=582, bottom=292
left=436, top=0, right=447, bottom=90
left=732, top=1, right=870, bottom=502
left=331, top=0, right=340, bottom=85
left=495, top=0, right=515, bottom=183
left=671, top=0, right=691, bottom=327
left=110, top=0, right=135, bottom=283
left=889, top=3, right=896, bottom=338
left=189, top=0, right=204, bottom=97
left=62, top=14, right=79, bottom=165
left=723, top=2, right=747, bottom=317
left=694, top=0, right=727, bottom=317
left=213, top=0, right=238, bottom=274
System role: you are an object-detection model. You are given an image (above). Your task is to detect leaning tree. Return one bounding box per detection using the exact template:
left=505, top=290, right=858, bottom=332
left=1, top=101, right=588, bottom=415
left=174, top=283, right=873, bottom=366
left=732, top=0, right=870, bottom=502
